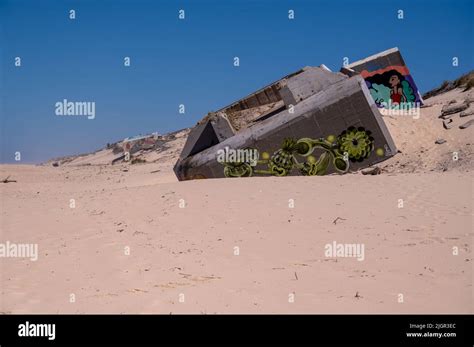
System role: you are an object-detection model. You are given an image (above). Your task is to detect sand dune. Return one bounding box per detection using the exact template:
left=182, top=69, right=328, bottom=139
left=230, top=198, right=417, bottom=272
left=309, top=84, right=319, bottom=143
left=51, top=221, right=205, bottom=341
left=0, top=88, right=472, bottom=313
left=380, top=88, right=473, bottom=173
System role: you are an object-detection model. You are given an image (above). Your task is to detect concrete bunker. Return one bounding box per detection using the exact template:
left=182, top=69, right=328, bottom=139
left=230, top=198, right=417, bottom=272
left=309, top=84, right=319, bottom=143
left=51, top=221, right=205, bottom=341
left=174, top=49, right=413, bottom=181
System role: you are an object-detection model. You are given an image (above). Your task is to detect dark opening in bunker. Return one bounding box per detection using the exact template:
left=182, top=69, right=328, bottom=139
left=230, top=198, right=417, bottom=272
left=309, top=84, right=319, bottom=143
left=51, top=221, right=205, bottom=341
left=187, top=121, right=220, bottom=157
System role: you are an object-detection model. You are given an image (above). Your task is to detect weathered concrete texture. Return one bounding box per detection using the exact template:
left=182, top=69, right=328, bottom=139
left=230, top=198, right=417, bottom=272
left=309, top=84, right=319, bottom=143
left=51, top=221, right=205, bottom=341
left=441, top=102, right=469, bottom=116
left=279, top=67, right=347, bottom=106
left=177, top=121, right=219, bottom=161
left=345, top=47, right=406, bottom=73
left=216, top=68, right=304, bottom=116
left=174, top=75, right=397, bottom=180
left=209, top=113, right=235, bottom=141
left=178, top=68, right=326, bottom=164
left=178, top=113, right=235, bottom=161
left=340, top=67, right=357, bottom=77
left=459, top=119, right=474, bottom=129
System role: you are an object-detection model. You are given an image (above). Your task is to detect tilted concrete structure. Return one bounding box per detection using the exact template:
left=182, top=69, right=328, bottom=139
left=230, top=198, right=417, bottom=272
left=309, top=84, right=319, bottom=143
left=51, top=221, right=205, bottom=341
left=342, top=47, right=423, bottom=109
left=173, top=48, right=427, bottom=180
left=174, top=62, right=400, bottom=180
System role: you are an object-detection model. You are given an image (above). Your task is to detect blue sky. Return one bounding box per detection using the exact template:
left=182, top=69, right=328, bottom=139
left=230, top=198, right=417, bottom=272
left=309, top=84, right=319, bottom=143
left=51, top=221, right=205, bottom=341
left=1, top=0, right=472, bottom=163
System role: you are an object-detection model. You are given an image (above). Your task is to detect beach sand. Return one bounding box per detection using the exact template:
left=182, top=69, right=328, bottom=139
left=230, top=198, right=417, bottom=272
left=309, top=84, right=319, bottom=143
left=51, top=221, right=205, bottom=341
left=0, top=88, right=472, bottom=314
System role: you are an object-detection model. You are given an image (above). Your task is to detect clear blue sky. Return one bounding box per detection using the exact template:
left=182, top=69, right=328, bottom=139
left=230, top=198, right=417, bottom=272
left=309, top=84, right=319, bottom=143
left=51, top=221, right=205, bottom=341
left=1, top=0, right=472, bottom=163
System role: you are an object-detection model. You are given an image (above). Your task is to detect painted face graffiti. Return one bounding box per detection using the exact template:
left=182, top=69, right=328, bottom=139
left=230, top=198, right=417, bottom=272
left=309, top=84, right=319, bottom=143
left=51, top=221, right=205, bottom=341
left=363, top=68, right=421, bottom=109
left=388, top=75, right=400, bottom=87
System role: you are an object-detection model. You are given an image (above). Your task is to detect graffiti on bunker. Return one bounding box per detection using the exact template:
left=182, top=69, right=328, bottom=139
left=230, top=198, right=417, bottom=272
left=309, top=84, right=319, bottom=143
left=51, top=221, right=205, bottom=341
left=361, top=66, right=422, bottom=109
left=218, top=126, right=387, bottom=178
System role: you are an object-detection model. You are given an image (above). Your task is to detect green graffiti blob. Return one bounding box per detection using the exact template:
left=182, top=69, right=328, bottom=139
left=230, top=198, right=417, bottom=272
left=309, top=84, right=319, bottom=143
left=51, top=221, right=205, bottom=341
left=221, top=127, right=377, bottom=178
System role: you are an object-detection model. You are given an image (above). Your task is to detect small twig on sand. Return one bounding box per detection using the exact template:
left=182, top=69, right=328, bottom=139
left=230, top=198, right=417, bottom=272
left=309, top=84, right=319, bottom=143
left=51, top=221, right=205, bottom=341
left=333, top=217, right=346, bottom=225
left=2, top=175, right=17, bottom=183
left=294, top=272, right=298, bottom=280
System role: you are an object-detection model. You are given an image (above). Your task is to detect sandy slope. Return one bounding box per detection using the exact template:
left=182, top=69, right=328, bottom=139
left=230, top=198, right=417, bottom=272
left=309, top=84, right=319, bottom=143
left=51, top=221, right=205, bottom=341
left=52, top=128, right=190, bottom=168
left=380, top=88, right=474, bottom=173
left=0, top=89, right=472, bottom=314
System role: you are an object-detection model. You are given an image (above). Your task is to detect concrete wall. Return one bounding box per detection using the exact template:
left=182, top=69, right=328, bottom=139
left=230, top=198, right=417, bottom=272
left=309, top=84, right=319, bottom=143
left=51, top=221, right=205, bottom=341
left=174, top=75, right=397, bottom=180
left=279, top=67, right=347, bottom=106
